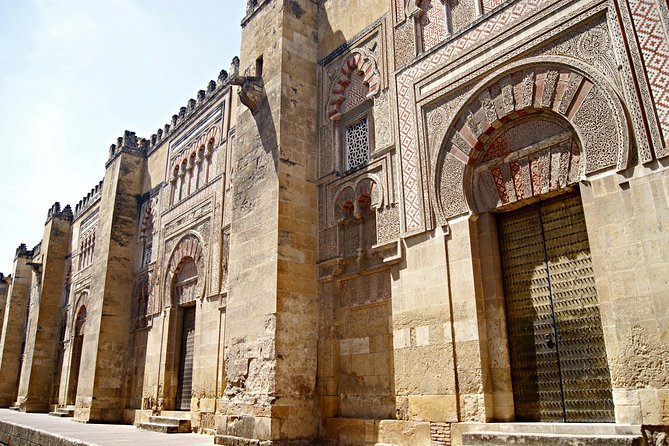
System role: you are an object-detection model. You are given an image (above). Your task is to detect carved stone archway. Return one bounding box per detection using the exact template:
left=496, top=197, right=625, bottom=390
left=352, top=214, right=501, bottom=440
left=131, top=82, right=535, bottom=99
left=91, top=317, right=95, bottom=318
left=163, top=233, right=205, bottom=309
left=433, top=56, right=630, bottom=222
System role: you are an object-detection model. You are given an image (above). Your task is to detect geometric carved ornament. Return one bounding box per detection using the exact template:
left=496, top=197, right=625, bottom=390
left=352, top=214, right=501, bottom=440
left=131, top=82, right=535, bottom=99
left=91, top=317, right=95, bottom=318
left=164, top=233, right=205, bottom=308
left=433, top=56, right=630, bottom=222
left=328, top=50, right=381, bottom=121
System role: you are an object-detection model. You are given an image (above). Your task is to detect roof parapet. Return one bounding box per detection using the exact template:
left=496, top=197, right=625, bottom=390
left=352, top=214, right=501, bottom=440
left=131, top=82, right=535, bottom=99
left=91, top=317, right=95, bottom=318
left=74, top=180, right=104, bottom=218
left=137, top=65, right=232, bottom=154
left=15, top=243, right=34, bottom=259
left=46, top=202, right=73, bottom=224
left=0, top=272, right=11, bottom=285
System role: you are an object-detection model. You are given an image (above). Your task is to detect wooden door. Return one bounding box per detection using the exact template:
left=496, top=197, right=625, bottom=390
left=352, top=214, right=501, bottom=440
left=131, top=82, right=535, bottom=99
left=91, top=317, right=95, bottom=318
left=499, top=194, right=614, bottom=422
left=176, top=306, right=195, bottom=411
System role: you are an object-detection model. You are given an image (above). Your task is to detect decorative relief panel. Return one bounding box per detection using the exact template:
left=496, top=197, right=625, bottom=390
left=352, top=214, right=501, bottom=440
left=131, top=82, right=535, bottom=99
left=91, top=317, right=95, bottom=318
left=606, top=8, right=655, bottom=163
left=340, top=271, right=391, bottom=307
left=164, top=200, right=213, bottom=237
left=628, top=0, right=669, bottom=151
left=447, top=0, right=476, bottom=35
left=396, top=0, right=555, bottom=234
left=394, top=19, right=416, bottom=69
left=482, top=0, right=505, bottom=13
left=173, top=258, right=198, bottom=306
left=221, top=226, right=230, bottom=291
left=472, top=117, right=581, bottom=212
left=572, top=86, right=620, bottom=172
left=373, top=91, right=394, bottom=151
left=342, top=72, right=369, bottom=114
left=138, top=194, right=160, bottom=270
left=432, top=57, right=630, bottom=221
left=164, top=233, right=206, bottom=308
left=169, top=125, right=220, bottom=206
left=538, top=19, right=618, bottom=99
left=437, top=153, right=468, bottom=218
left=319, top=226, right=339, bottom=262
left=319, top=125, right=333, bottom=177
left=420, top=0, right=447, bottom=52
left=376, top=205, right=401, bottom=244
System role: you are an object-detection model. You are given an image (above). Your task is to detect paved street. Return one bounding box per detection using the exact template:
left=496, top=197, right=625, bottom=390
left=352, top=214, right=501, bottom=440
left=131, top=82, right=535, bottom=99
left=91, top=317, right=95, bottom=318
left=0, top=409, right=213, bottom=445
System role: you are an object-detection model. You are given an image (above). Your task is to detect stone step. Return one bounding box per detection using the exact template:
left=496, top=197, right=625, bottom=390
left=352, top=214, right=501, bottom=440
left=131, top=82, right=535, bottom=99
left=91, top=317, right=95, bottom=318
left=462, top=431, right=644, bottom=446
left=136, top=422, right=184, bottom=434
left=472, top=422, right=641, bottom=436
left=8, top=406, right=19, bottom=412
left=149, top=416, right=191, bottom=427
left=48, top=406, right=75, bottom=418
left=136, top=416, right=191, bottom=434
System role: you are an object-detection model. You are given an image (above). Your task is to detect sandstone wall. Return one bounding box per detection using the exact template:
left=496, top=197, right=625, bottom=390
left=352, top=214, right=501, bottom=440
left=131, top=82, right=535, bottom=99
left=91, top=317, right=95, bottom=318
left=319, top=0, right=389, bottom=60
left=581, top=171, right=669, bottom=426
left=217, top=0, right=320, bottom=443
left=15, top=208, right=71, bottom=412
left=0, top=252, right=32, bottom=406
left=74, top=147, right=144, bottom=422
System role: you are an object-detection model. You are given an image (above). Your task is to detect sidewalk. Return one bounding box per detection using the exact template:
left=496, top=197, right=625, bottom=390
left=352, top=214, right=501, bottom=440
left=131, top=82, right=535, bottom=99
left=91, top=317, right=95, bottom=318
left=0, top=409, right=213, bottom=445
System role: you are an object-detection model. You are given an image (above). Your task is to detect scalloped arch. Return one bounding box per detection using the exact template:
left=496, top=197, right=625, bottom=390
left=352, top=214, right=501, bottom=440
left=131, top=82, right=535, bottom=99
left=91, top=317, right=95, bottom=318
left=164, top=231, right=206, bottom=308
left=328, top=50, right=381, bottom=121
left=70, top=291, right=89, bottom=336
left=432, top=56, right=630, bottom=223
left=170, top=125, right=220, bottom=174
left=332, top=175, right=384, bottom=223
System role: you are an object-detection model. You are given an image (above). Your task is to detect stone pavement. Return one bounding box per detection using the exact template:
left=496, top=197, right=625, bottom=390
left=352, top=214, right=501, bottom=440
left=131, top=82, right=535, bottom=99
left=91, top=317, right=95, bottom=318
left=0, top=409, right=213, bottom=445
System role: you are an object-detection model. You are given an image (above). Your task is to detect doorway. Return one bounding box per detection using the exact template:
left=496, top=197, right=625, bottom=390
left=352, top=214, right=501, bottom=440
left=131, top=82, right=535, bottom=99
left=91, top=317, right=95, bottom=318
left=66, top=306, right=86, bottom=405
left=498, top=193, right=614, bottom=422
left=175, top=305, right=195, bottom=411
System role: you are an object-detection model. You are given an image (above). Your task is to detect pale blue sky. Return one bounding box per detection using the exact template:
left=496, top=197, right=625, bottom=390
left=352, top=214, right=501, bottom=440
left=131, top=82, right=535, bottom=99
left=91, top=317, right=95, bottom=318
left=0, top=0, right=246, bottom=274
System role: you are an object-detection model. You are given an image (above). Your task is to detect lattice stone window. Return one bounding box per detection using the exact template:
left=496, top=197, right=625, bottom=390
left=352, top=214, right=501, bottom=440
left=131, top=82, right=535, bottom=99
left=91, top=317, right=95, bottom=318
left=345, top=117, right=370, bottom=171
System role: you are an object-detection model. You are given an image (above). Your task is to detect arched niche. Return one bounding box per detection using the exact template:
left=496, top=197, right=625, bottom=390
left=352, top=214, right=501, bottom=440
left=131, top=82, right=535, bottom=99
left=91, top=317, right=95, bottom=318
left=469, top=112, right=582, bottom=213
left=333, top=176, right=383, bottom=258
left=70, top=291, right=89, bottom=336
left=67, top=304, right=87, bottom=406
left=333, top=176, right=383, bottom=223
left=74, top=306, right=87, bottom=337
left=164, top=233, right=205, bottom=308
left=433, top=56, right=630, bottom=221
left=172, top=258, right=198, bottom=307
left=328, top=50, right=381, bottom=121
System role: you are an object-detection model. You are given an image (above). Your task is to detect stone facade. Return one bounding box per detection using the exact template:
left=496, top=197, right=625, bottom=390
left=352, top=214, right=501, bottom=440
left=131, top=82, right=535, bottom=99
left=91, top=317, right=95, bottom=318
left=0, top=0, right=668, bottom=444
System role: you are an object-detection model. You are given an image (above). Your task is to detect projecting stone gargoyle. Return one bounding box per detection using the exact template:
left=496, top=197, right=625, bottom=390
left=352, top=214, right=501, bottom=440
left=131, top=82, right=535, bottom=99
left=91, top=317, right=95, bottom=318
left=228, top=56, right=264, bottom=115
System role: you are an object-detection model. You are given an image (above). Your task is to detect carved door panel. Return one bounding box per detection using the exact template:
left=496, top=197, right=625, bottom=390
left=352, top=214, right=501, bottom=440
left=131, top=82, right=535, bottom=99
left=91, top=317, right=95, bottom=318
left=499, top=194, right=614, bottom=422
left=176, top=306, right=195, bottom=411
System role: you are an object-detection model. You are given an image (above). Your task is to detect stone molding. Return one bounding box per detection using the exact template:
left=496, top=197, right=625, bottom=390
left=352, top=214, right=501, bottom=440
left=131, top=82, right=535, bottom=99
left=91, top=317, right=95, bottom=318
left=163, top=231, right=206, bottom=310
left=432, top=56, right=631, bottom=222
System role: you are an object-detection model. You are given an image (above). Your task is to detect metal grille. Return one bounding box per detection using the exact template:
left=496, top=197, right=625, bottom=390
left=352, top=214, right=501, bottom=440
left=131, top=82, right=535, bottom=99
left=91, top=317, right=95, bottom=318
left=345, top=117, right=370, bottom=171
left=499, top=194, right=614, bottom=422
left=176, top=306, right=195, bottom=411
